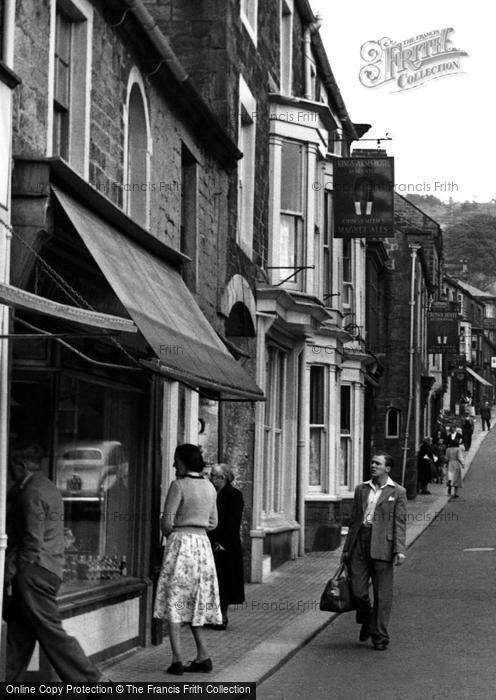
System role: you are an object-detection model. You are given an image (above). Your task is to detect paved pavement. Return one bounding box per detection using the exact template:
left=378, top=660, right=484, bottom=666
left=258, top=423, right=496, bottom=700
left=104, top=424, right=488, bottom=684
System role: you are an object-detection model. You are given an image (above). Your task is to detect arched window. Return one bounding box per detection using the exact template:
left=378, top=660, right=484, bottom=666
left=124, top=72, right=151, bottom=228
left=386, top=408, right=400, bottom=439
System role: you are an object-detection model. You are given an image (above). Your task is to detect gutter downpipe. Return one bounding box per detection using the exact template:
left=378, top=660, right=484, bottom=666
left=401, top=244, right=421, bottom=487
left=303, top=15, right=322, bottom=100
left=121, top=0, right=189, bottom=82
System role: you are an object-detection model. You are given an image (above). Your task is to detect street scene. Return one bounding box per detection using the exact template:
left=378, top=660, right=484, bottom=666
left=258, top=427, right=496, bottom=700
left=0, top=0, right=495, bottom=698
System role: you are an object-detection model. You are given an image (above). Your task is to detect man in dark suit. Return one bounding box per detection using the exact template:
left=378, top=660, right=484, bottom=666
left=480, top=402, right=491, bottom=431
left=209, top=464, right=245, bottom=630
left=341, top=452, right=407, bottom=651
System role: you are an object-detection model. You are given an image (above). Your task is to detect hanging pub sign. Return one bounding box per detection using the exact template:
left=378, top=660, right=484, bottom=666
left=427, top=310, right=459, bottom=354
left=334, top=156, right=394, bottom=238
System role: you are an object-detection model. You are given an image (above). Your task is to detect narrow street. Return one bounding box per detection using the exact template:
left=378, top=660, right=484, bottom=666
left=258, top=429, right=496, bottom=700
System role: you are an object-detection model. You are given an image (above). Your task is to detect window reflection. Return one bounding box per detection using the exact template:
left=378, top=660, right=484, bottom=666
left=10, top=371, right=143, bottom=590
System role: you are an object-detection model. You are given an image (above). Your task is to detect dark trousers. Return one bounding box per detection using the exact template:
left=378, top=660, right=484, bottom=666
left=349, top=527, right=394, bottom=647
left=6, top=563, right=101, bottom=682
left=482, top=418, right=490, bottom=430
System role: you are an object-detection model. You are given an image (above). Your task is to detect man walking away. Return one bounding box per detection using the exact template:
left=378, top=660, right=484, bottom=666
left=480, top=402, right=491, bottom=431
left=341, top=452, right=407, bottom=651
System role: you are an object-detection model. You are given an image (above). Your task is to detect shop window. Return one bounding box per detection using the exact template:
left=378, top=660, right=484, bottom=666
left=279, top=140, right=305, bottom=288
left=238, top=77, right=256, bottom=257
left=11, top=371, right=145, bottom=591
left=263, top=348, right=286, bottom=514
left=309, top=365, right=327, bottom=491
left=55, top=375, right=143, bottom=588
left=280, top=0, right=292, bottom=94
left=125, top=80, right=150, bottom=227
left=52, top=0, right=92, bottom=174
left=240, top=0, right=257, bottom=44
left=340, top=384, right=351, bottom=488
left=386, top=408, right=400, bottom=439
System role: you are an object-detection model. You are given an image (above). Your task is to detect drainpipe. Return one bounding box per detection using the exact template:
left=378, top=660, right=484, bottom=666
left=121, top=0, right=189, bottom=82
left=401, top=244, right=421, bottom=487
left=303, top=14, right=322, bottom=100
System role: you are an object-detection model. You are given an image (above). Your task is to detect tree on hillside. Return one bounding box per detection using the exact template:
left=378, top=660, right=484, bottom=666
left=444, top=214, right=496, bottom=287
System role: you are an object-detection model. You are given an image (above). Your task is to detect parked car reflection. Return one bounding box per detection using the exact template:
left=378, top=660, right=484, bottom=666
left=56, top=440, right=128, bottom=501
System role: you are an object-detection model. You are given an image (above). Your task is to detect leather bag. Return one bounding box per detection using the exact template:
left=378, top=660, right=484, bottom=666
left=319, top=563, right=355, bottom=613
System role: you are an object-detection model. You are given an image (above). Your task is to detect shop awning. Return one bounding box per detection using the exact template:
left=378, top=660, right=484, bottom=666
left=466, top=366, right=492, bottom=387
left=0, top=282, right=137, bottom=333
left=52, top=187, right=264, bottom=401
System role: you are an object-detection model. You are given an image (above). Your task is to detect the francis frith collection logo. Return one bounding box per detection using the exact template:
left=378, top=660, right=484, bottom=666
left=359, top=28, right=468, bottom=92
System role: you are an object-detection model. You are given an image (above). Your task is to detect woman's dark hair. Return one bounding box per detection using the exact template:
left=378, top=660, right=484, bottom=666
left=175, top=444, right=205, bottom=473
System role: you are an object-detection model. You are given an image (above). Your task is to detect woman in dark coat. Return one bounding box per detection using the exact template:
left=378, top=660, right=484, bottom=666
left=417, top=437, right=434, bottom=494
left=209, top=464, right=245, bottom=630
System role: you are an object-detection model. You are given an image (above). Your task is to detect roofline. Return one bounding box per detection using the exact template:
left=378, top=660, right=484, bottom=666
left=116, top=0, right=241, bottom=168
left=293, top=0, right=368, bottom=143
left=397, top=193, right=442, bottom=231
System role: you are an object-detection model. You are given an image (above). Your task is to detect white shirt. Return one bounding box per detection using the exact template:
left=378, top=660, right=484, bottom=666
left=363, top=476, right=396, bottom=526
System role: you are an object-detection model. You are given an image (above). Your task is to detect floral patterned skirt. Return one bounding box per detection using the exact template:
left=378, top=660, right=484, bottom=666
left=153, top=531, right=222, bottom=626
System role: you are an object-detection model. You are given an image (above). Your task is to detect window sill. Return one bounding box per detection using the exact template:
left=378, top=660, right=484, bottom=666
left=305, top=493, right=342, bottom=502
left=58, top=577, right=147, bottom=616
left=259, top=516, right=300, bottom=534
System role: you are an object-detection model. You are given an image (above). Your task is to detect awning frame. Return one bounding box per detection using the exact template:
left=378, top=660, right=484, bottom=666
left=465, top=366, right=492, bottom=387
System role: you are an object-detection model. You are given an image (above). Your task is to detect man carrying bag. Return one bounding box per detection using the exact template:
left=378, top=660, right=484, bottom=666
left=340, top=452, right=407, bottom=651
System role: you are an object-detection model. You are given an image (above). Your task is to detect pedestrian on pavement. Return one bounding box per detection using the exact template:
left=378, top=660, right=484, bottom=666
left=5, top=445, right=107, bottom=682
left=209, top=463, right=245, bottom=630
left=446, top=423, right=463, bottom=447
left=153, top=444, right=221, bottom=676
left=417, top=437, right=434, bottom=494
left=341, top=452, right=407, bottom=651
left=446, top=442, right=464, bottom=498
left=480, top=402, right=491, bottom=431
left=432, top=437, right=447, bottom=484
left=462, top=415, right=474, bottom=451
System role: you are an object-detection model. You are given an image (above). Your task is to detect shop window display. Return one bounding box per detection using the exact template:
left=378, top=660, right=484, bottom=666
left=10, top=371, right=144, bottom=591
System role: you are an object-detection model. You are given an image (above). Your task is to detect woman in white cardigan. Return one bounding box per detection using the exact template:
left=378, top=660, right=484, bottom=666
left=154, top=444, right=221, bottom=675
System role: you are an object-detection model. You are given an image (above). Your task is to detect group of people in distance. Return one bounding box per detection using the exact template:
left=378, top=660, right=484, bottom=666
left=418, top=400, right=492, bottom=499
left=153, top=444, right=245, bottom=676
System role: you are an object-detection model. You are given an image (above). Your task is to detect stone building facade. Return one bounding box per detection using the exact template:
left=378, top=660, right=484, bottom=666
left=148, top=0, right=375, bottom=576
left=2, top=0, right=262, bottom=672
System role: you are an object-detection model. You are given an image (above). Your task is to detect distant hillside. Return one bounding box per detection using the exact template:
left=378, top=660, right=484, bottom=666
left=405, top=195, right=496, bottom=292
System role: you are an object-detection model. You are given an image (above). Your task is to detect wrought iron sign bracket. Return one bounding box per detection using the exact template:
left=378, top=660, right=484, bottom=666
left=266, top=265, right=315, bottom=287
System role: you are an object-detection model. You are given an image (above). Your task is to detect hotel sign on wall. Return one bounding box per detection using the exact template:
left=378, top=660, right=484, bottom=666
left=334, top=157, right=394, bottom=238
left=427, top=310, right=459, bottom=354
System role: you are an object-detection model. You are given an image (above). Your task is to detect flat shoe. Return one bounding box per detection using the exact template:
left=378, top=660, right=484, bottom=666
left=166, top=662, right=184, bottom=675
left=359, top=624, right=371, bottom=642
left=184, top=658, right=213, bottom=673
left=373, top=644, right=388, bottom=651
left=212, top=621, right=228, bottom=630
